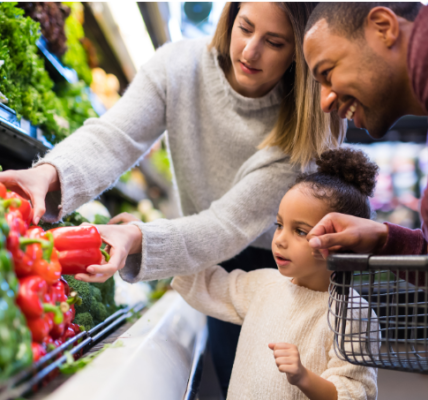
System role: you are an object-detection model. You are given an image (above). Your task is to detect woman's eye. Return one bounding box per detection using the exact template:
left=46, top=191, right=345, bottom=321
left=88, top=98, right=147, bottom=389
left=296, top=229, right=307, bottom=237
left=274, top=222, right=282, bottom=230
left=239, top=25, right=251, bottom=34
left=321, top=68, right=332, bottom=79
left=267, top=40, right=284, bottom=49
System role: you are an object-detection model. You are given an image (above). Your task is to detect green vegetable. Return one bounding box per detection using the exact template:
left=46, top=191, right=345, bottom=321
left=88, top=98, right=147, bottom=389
left=0, top=198, right=32, bottom=381
left=72, top=312, right=93, bottom=332
left=39, top=211, right=89, bottom=231
left=93, top=214, right=110, bottom=225
left=63, top=275, right=117, bottom=329
left=60, top=340, right=124, bottom=374
left=0, top=2, right=66, bottom=142
left=62, top=2, right=92, bottom=85
left=55, top=80, right=97, bottom=134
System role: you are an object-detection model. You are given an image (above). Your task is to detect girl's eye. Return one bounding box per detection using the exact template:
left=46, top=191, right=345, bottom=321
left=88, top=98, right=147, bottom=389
left=274, top=222, right=282, bottom=230
left=296, top=229, right=307, bottom=237
left=267, top=40, right=284, bottom=49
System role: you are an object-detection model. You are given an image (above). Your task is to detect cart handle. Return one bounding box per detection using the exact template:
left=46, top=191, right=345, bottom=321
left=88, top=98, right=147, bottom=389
left=327, top=254, right=428, bottom=272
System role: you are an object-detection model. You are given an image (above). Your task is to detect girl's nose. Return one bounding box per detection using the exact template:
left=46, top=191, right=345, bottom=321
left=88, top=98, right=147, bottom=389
left=242, top=37, right=261, bottom=62
left=320, top=85, right=338, bottom=114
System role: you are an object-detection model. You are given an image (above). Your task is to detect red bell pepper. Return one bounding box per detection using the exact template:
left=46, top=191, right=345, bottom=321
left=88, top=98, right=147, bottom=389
left=49, top=226, right=110, bottom=274
left=31, top=342, right=47, bottom=362
left=62, top=326, right=77, bottom=342
left=27, top=315, right=51, bottom=343
left=0, top=183, right=6, bottom=198
left=5, top=192, right=33, bottom=226
left=16, top=275, right=64, bottom=322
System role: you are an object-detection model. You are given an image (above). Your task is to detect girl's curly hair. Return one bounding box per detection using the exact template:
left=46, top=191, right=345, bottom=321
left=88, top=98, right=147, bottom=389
left=291, top=148, right=379, bottom=219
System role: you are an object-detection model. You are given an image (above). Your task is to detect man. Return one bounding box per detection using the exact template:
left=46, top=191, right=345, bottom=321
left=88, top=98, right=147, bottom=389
left=302, top=3, right=428, bottom=259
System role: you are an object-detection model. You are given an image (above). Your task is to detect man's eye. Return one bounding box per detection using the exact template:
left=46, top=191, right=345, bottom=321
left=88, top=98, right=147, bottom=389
left=274, top=222, right=282, bottom=230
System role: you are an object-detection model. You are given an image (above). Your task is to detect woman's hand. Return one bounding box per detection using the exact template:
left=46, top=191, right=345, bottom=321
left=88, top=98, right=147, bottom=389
left=75, top=223, right=142, bottom=283
left=108, top=212, right=140, bottom=225
left=268, top=343, right=307, bottom=386
left=306, top=212, right=389, bottom=259
left=0, top=164, right=60, bottom=224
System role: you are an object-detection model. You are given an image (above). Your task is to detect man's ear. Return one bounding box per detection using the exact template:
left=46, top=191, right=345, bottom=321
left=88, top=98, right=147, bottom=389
left=366, top=7, right=400, bottom=48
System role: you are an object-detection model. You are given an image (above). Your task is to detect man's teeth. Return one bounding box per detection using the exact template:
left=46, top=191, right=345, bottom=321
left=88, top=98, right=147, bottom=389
left=346, top=101, right=357, bottom=120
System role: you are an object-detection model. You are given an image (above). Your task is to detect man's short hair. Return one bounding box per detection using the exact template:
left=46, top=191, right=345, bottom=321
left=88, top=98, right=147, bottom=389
left=304, top=2, right=423, bottom=39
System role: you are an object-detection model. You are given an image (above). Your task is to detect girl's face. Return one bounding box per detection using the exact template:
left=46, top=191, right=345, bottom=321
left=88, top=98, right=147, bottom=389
left=272, top=185, right=332, bottom=291
left=228, top=2, right=295, bottom=98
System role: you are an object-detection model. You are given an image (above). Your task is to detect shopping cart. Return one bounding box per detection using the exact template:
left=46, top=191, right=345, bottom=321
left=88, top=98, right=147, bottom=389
left=327, top=254, right=428, bottom=373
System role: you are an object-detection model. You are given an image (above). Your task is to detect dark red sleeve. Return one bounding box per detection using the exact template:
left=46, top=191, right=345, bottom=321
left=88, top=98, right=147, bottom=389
left=407, top=5, right=428, bottom=113
left=375, top=222, right=427, bottom=256
left=375, top=222, right=427, bottom=286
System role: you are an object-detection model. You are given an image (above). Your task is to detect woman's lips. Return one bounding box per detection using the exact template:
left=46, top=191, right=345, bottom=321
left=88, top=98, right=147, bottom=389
left=239, top=61, right=262, bottom=75
left=274, top=254, right=291, bottom=267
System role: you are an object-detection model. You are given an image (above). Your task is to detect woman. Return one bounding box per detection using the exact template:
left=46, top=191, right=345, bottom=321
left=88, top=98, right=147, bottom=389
left=0, top=2, right=344, bottom=394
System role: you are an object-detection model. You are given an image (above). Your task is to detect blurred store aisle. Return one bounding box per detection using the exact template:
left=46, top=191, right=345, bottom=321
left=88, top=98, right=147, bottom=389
left=378, top=369, right=428, bottom=400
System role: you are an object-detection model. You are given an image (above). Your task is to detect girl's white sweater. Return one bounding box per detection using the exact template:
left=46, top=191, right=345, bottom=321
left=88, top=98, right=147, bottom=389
left=172, top=267, right=378, bottom=400
left=35, top=38, right=299, bottom=282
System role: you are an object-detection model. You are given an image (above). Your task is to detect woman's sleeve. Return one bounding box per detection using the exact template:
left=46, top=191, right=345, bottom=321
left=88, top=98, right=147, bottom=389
left=172, top=267, right=276, bottom=324
left=121, top=147, right=298, bottom=282
left=34, top=44, right=171, bottom=222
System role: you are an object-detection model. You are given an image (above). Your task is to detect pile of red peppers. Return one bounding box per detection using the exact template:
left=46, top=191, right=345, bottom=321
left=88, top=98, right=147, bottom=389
left=0, top=183, right=109, bottom=363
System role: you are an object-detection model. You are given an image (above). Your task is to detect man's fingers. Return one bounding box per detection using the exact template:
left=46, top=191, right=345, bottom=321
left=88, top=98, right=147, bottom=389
left=308, top=232, right=350, bottom=250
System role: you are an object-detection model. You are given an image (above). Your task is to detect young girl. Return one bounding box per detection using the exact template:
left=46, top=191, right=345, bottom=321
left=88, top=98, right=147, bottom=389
left=172, top=147, right=379, bottom=400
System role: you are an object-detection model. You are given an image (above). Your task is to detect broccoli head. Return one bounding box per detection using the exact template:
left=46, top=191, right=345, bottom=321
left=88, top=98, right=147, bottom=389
left=63, top=275, right=93, bottom=314
left=73, top=312, right=94, bottom=331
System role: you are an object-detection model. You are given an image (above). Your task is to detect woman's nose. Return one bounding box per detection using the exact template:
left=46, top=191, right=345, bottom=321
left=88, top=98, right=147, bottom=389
left=242, top=37, right=261, bottom=61
left=320, top=85, right=338, bottom=114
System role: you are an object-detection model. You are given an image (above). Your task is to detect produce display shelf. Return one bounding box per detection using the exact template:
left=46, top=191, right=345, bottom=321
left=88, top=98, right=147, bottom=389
left=0, top=104, right=50, bottom=170
left=37, top=37, right=78, bottom=84
left=0, top=302, right=146, bottom=400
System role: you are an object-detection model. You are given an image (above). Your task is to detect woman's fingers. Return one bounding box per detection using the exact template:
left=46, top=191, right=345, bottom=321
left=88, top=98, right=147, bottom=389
left=108, top=212, right=140, bottom=225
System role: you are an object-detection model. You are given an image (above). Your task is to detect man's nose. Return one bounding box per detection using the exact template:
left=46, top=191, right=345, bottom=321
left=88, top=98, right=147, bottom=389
left=242, top=37, right=261, bottom=61
left=320, top=85, right=338, bottom=113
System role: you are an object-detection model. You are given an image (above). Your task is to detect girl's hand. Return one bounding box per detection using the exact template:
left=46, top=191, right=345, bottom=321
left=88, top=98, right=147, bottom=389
left=75, top=224, right=142, bottom=283
left=268, top=343, right=307, bottom=386
left=108, top=212, right=140, bottom=225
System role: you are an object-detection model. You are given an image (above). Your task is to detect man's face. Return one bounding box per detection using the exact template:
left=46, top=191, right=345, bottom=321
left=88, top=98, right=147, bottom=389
left=303, top=19, right=401, bottom=139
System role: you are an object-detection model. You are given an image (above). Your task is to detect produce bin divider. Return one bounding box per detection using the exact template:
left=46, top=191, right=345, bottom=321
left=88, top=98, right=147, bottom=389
left=0, top=302, right=146, bottom=400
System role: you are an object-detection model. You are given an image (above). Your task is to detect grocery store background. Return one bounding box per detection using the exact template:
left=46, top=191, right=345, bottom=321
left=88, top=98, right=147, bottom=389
left=0, top=2, right=427, bottom=400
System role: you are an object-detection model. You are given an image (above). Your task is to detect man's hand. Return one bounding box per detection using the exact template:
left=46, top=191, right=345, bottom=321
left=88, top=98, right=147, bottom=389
left=75, top=223, right=142, bottom=283
left=268, top=343, right=307, bottom=386
left=0, top=164, right=59, bottom=225
left=306, top=213, right=388, bottom=259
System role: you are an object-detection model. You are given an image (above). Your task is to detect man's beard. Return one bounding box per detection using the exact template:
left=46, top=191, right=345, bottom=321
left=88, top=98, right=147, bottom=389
left=358, top=47, right=399, bottom=139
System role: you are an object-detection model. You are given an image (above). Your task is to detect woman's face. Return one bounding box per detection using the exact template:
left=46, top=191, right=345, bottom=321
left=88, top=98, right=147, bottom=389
left=228, top=2, right=295, bottom=98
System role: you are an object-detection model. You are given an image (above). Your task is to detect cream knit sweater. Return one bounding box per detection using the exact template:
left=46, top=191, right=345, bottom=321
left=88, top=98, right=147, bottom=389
left=172, top=267, right=378, bottom=400
left=35, top=38, right=299, bottom=282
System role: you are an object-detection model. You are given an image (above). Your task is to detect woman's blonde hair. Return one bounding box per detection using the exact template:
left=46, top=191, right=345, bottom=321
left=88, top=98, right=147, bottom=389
left=209, top=3, right=346, bottom=168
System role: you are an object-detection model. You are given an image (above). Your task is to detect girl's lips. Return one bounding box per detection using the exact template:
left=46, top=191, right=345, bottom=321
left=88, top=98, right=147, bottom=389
left=274, top=254, right=291, bottom=267
left=239, top=61, right=262, bottom=75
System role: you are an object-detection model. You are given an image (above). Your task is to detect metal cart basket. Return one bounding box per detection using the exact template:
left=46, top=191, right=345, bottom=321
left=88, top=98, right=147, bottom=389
left=327, top=254, right=428, bottom=374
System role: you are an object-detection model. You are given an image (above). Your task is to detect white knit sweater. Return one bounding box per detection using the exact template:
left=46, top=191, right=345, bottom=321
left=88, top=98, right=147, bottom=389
left=35, top=38, right=299, bottom=282
left=172, top=267, right=378, bottom=400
